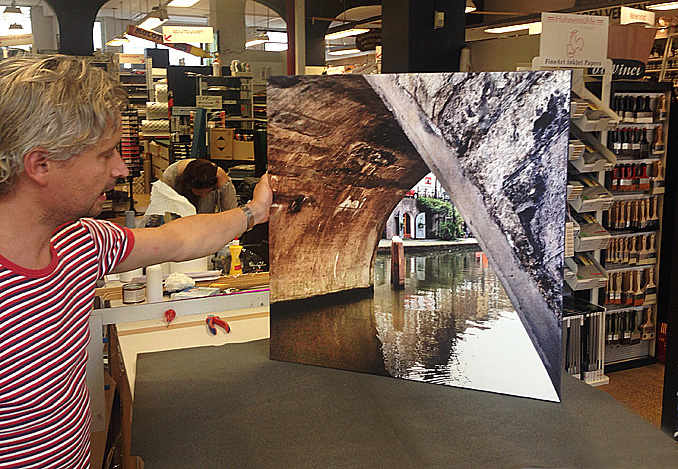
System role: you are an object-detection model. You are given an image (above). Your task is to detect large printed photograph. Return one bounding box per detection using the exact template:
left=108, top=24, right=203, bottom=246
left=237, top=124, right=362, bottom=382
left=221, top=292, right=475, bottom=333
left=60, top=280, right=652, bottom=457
left=267, top=71, right=570, bottom=402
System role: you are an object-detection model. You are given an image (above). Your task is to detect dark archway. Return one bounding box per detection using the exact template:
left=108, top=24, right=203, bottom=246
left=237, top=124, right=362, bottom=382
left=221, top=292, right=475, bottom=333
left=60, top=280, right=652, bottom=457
left=45, top=0, right=108, bottom=56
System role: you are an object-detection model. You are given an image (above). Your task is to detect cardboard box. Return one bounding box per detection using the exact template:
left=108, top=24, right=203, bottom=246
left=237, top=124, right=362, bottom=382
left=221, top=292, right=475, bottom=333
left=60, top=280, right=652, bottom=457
left=210, top=128, right=234, bottom=160
left=233, top=140, right=255, bottom=161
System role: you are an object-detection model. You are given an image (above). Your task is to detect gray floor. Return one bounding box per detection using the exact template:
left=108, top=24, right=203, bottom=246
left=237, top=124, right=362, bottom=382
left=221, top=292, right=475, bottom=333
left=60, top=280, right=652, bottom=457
left=131, top=339, right=678, bottom=468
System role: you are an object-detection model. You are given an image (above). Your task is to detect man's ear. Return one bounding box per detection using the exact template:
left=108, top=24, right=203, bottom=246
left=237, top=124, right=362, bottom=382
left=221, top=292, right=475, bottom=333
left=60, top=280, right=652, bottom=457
left=22, top=149, right=51, bottom=186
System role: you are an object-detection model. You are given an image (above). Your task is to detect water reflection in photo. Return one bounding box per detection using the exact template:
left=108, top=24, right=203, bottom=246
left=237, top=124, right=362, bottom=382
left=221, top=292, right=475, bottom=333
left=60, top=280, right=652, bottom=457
left=270, top=249, right=559, bottom=401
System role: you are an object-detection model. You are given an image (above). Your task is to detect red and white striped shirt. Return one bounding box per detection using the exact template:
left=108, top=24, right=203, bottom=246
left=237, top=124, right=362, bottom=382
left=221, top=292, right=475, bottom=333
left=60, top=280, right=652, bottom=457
left=0, top=218, right=134, bottom=468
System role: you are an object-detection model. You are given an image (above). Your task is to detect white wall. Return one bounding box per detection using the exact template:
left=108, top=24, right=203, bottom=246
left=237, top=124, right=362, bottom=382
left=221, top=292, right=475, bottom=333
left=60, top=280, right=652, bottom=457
left=31, top=5, right=58, bottom=53
left=209, top=0, right=285, bottom=73
left=468, top=34, right=540, bottom=72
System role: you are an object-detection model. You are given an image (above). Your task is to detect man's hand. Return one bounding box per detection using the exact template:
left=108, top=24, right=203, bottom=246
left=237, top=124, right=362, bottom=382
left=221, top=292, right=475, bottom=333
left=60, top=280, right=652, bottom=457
left=249, top=173, right=272, bottom=225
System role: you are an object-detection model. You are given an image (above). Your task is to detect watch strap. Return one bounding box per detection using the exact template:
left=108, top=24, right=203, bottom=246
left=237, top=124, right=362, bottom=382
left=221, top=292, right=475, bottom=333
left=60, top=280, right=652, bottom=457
left=240, top=204, right=255, bottom=231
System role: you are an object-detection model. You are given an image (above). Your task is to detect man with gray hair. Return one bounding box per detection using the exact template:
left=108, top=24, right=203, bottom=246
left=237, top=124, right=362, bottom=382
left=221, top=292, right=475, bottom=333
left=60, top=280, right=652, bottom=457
left=0, top=55, right=272, bottom=468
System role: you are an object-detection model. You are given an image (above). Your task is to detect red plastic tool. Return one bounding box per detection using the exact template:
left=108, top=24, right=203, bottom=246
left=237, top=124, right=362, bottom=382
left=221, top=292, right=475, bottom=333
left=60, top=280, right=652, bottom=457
left=164, top=309, right=176, bottom=327
left=206, top=315, right=231, bottom=335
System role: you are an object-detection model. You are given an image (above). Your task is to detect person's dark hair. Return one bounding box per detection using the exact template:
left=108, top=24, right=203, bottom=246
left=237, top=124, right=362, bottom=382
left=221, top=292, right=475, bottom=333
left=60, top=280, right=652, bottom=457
left=175, top=159, right=218, bottom=209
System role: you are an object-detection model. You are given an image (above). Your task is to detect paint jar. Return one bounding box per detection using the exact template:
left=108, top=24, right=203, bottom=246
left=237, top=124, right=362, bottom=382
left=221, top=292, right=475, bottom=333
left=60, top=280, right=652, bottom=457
left=122, top=282, right=145, bottom=304
left=229, top=239, right=243, bottom=275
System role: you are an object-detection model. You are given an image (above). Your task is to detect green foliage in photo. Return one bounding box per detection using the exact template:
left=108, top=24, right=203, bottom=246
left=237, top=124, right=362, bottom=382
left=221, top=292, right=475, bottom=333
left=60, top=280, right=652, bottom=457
left=416, top=197, right=465, bottom=241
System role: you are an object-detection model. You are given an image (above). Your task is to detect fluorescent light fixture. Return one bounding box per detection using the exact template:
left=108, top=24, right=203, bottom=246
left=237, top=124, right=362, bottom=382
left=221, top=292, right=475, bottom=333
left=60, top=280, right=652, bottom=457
left=106, top=35, right=129, bottom=47
left=267, top=31, right=288, bottom=42
left=245, top=32, right=270, bottom=48
left=528, top=22, right=542, bottom=35
left=138, top=16, right=168, bottom=31
left=4, top=2, right=22, bottom=23
left=648, top=2, right=678, bottom=10
left=265, top=42, right=288, bottom=52
left=324, top=27, right=370, bottom=40
left=138, top=7, right=169, bottom=31
left=484, top=21, right=540, bottom=34
left=167, top=0, right=200, bottom=6
left=328, top=47, right=361, bottom=56
left=9, top=23, right=22, bottom=30
left=465, top=0, right=477, bottom=13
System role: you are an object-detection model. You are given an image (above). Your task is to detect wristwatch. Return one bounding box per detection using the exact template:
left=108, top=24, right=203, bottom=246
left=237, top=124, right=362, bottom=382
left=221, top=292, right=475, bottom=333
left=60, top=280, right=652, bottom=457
left=240, top=204, right=255, bottom=231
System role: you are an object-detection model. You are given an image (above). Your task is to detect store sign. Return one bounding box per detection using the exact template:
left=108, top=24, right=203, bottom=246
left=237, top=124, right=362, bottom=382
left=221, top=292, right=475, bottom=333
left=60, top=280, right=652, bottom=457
left=579, top=2, right=650, bottom=20
left=539, top=12, right=609, bottom=68
left=196, top=95, right=222, bottom=110
left=589, top=58, right=646, bottom=80
left=118, top=53, right=145, bottom=64
left=162, top=26, right=213, bottom=44
left=620, top=6, right=655, bottom=26
left=0, top=33, right=33, bottom=47
left=355, top=29, right=381, bottom=51
left=125, top=25, right=211, bottom=58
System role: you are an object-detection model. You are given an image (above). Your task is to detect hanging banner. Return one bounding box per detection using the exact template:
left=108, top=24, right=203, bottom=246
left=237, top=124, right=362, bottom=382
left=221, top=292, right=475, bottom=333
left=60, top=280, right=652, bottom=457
left=579, top=2, right=651, bottom=20
left=125, top=25, right=211, bottom=58
left=539, top=12, right=609, bottom=68
left=0, top=33, right=34, bottom=47
left=162, top=26, right=213, bottom=44
left=620, top=6, right=655, bottom=26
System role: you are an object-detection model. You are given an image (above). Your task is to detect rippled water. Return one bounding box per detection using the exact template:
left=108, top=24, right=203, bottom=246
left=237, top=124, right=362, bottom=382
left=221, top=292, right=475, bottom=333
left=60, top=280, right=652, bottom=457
left=270, top=248, right=559, bottom=401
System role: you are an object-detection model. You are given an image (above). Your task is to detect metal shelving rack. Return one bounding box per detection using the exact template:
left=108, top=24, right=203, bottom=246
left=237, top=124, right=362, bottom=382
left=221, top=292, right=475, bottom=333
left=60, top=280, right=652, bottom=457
left=601, top=80, right=672, bottom=373
left=564, top=70, right=619, bottom=386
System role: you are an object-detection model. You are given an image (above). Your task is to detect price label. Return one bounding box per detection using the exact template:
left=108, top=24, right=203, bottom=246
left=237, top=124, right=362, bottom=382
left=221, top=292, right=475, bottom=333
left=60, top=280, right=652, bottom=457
left=196, top=95, right=222, bottom=110
left=163, top=26, right=214, bottom=44
left=118, top=53, right=145, bottom=64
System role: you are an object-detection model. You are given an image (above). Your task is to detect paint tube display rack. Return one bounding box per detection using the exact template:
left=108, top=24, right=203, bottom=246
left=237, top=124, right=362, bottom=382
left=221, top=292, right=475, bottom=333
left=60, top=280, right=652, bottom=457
left=569, top=124, right=616, bottom=173
left=569, top=139, right=585, bottom=161
left=573, top=219, right=611, bottom=253
left=565, top=253, right=609, bottom=291
left=570, top=73, right=621, bottom=133
left=567, top=180, right=583, bottom=201
left=568, top=175, right=614, bottom=213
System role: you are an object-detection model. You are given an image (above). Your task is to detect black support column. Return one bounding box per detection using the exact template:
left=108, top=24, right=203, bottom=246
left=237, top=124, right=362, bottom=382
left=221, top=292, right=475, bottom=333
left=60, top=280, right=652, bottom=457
left=382, top=0, right=465, bottom=73
left=45, top=0, right=107, bottom=56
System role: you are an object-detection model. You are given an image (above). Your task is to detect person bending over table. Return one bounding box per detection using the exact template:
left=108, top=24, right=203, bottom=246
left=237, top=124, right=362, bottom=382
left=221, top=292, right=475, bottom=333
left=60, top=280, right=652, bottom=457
left=162, top=158, right=237, bottom=213
left=0, top=54, right=272, bottom=469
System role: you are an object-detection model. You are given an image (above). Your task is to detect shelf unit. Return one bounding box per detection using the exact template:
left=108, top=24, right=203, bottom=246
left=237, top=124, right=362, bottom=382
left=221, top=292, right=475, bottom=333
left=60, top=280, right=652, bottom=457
left=196, top=75, right=255, bottom=129
left=564, top=71, right=619, bottom=386
left=644, top=31, right=678, bottom=89
left=563, top=72, right=672, bottom=380
left=140, top=58, right=169, bottom=139
left=163, top=74, right=261, bottom=178
left=600, top=81, right=671, bottom=373
left=119, top=71, right=148, bottom=116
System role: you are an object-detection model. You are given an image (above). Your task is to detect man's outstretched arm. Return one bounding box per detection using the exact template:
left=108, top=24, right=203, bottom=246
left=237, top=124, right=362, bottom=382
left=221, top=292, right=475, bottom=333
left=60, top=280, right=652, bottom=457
left=112, top=174, right=272, bottom=273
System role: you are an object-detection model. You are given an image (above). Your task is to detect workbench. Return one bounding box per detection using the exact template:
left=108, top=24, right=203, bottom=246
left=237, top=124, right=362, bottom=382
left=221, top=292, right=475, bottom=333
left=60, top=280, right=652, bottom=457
left=88, top=275, right=269, bottom=467
left=129, top=339, right=678, bottom=468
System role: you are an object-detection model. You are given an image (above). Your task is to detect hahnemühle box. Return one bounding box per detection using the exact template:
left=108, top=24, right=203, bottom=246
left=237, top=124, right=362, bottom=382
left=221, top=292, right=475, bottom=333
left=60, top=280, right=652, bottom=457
left=233, top=140, right=255, bottom=161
